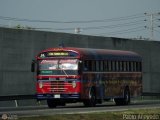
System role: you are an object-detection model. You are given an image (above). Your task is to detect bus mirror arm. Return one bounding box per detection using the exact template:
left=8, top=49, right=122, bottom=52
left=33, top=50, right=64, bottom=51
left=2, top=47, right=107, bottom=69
left=31, top=60, right=36, bottom=72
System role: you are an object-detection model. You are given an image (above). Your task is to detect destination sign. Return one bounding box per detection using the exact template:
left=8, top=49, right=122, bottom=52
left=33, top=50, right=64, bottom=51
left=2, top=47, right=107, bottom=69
left=47, top=52, right=69, bottom=56
left=39, top=51, right=78, bottom=58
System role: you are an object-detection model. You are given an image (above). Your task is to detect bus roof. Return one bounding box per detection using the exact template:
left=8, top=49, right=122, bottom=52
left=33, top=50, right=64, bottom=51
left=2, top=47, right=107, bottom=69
left=39, top=47, right=142, bottom=61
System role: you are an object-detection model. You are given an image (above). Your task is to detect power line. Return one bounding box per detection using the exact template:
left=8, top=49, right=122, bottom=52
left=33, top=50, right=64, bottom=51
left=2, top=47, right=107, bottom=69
left=0, top=17, right=146, bottom=38
left=0, top=13, right=150, bottom=39
left=154, top=29, right=160, bottom=34
left=0, top=13, right=145, bottom=24
left=95, top=26, right=145, bottom=36
left=32, top=20, right=145, bottom=31
left=78, top=20, right=144, bottom=30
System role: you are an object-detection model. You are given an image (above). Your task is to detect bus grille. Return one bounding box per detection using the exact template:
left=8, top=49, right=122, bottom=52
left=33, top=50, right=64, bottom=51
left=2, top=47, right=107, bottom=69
left=50, top=81, right=66, bottom=93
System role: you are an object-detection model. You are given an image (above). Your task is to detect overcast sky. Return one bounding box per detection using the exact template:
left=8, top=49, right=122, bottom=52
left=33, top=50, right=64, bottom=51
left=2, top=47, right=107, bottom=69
left=0, top=0, right=160, bottom=40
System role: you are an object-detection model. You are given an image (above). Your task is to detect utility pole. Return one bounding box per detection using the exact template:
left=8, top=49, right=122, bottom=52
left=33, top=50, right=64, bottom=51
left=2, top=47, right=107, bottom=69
left=150, top=14, right=153, bottom=40
left=144, top=12, right=160, bottom=40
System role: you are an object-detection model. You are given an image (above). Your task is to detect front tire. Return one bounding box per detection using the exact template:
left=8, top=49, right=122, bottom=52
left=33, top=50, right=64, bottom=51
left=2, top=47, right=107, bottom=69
left=83, top=88, right=96, bottom=107
left=47, top=99, right=57, bottom=108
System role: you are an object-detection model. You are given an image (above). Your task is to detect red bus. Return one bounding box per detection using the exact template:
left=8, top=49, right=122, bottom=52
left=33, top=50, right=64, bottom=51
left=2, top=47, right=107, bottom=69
left=31, top=47, right=142, bottom=108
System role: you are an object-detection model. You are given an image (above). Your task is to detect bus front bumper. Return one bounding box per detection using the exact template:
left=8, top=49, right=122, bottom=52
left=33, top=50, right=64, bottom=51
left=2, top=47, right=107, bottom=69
left=36, top=93, right=80, bottom=100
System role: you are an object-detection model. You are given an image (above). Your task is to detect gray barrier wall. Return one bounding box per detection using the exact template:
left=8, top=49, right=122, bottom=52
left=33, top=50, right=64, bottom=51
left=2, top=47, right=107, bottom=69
left=0, top=27, right=160, bottom=97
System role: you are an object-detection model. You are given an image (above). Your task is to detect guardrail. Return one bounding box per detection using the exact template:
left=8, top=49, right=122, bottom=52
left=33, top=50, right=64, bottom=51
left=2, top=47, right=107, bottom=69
left=0, top=95, right=35, bottom=101
left=0, top=93, right=160, bottom=101
left=142, top=92, right=160, bottom=96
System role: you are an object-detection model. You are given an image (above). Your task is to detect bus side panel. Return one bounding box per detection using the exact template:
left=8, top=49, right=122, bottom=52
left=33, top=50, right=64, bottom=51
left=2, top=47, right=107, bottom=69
left=103, top=72, right=142, bottom=98
left=81, top=72, right=126, bottom=99
left=129, top=73, right=142, bottom=97
left=81, top=72, right=142, bottom=100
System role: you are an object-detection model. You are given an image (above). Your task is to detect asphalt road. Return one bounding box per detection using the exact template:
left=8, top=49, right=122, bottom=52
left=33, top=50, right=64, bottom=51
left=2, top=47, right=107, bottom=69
left=0, top=100, right=160, bottom=118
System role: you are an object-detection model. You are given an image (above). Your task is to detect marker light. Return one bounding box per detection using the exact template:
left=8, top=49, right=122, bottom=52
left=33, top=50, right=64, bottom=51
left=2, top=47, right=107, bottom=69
left=39, top=82, right=43, bottom=88
left=72, top=81, right=77, bottom=88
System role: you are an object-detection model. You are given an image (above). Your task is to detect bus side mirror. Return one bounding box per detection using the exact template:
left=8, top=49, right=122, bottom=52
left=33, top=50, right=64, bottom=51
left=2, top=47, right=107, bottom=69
left=31, top=60, right=35, bottom=72
left=78, top=60, right=83, bottom=74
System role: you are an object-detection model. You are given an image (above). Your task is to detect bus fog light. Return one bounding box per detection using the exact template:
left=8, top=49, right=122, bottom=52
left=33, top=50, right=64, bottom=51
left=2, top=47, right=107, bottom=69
left=39, top=82, right=43, bottom=88
left=72, top=81, right=77, bottom=88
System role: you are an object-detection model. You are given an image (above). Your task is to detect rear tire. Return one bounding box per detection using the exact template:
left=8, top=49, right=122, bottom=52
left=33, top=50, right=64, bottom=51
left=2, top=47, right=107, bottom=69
left=123, top=88, right=130, bottom=105
left=114, top=87, right=130, bottom=105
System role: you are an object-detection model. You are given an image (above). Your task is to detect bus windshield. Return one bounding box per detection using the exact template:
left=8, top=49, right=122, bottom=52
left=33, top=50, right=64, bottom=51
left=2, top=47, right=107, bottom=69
left=38, top=59, right=78, bottom=75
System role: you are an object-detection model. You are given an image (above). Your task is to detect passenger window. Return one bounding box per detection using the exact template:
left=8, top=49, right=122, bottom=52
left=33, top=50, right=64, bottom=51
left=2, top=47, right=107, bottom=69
left=96, top=61, right=99, bottom=71
left=104, top=61, right=108, bottom=71
left=92, top=61, right=96, bottom=71
left=108, top=61, right=112, bottom=71
left=100, top=61, right=104, bottom=71
left=112, top=61, right=115, bottom=71
left=123, top=61, right=126, bottom=71
left=119, top=61, right=122, bottom=71
left=116, top=61, right=119, bottom=71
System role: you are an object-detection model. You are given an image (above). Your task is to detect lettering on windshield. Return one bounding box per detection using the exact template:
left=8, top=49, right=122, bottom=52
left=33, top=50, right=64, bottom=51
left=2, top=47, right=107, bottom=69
left=59, top=59, right=78, bottom=70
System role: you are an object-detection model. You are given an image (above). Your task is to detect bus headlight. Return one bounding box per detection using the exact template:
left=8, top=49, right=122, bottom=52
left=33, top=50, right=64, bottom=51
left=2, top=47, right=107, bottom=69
left=72, top=81, right=77, bottom=88
left=39, top=82, right=43, bottom=88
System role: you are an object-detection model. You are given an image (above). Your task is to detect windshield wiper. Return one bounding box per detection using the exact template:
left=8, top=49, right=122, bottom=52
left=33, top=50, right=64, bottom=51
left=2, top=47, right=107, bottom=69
left=61, top=69, right=69, bottom=77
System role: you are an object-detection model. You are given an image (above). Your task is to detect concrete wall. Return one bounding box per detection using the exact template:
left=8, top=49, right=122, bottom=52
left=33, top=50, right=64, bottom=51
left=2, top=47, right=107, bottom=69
left=0, top=27, right=160, bottom=97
